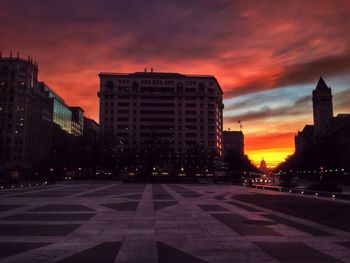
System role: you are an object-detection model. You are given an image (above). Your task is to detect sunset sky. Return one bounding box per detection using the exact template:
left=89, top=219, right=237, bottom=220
left=1, top=0, right=350, bottom=167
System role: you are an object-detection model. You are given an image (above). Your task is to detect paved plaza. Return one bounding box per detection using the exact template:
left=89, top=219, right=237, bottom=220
left=0, top=181, right=350, bottom=263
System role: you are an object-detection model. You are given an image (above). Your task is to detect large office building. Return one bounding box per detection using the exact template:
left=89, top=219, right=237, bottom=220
left=0, top=53, right=88, bottom=180
left=40, top=83, right=84, bottom=136
left=40, top=82, right=73, bottom=134
left=0, top=54, right=53, bottom=179
left=98, top=70, right=224, bottom=174
left=222, top=130, right=244, bottom=156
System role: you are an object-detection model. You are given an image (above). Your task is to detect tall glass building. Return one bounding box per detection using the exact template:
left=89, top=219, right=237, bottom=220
left=39, top=82, right=72, bottom=134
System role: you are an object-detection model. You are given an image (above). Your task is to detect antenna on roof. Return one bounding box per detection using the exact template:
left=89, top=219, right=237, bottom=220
left=151, top=68, right=154, bottom=73
left=144, top=68, right=147, bottom=73
left=17, top=52, right=19, bottom=59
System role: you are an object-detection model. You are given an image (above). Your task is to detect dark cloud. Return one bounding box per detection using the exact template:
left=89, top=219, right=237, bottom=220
left=225, top=87, right=350, bottom=124
left=334, top=89, right=350, bottom=109
left=225, top=94, right=311, bottom=123
left=225, top=53, right=350, bottom=98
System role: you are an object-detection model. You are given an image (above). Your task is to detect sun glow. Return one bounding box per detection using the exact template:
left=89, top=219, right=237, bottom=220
left=247, top=148, right=294, bottom=168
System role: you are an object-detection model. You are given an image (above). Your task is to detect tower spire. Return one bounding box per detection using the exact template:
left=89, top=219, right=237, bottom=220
left=312, top=77, right=333, bottom=135
left=315, top=76, right=329, bottom=91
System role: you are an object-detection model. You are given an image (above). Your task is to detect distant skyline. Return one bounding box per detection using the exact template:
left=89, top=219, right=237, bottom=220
left=2, top=0, right=350, bottom=167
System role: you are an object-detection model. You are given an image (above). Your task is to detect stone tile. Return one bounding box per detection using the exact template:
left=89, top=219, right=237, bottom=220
left=154, top=201, right=178, bottom=211
left=254, top=242, right=343, bottom=263
left=116, top=241, right=157, bottom=263
left=227, top=201, right=261, bottom=212
left=233, top=193, right=350, bottom=232
left=211, top=213, right=282, bottom=236
left=120, top=194, right=143, bottom=200
left=157, top=241, right=207, bottom=263
left=0, top=224, right=80, bottom=236
left=0, top=242, right=50, bottom=259
left=198, top=204, right=229, bottom=212
left=102, top=202, right=139, bottom=211
left=30, top=204, right=94, bottom=212
left=56, top=242, right=121, bottom=263
left=153, top=194, right=174, bottom=200
left=263, top=214, right=332, bottom=236
left=2, top=213, right=96, bottom=221
left=181, top=193, right=203, bottom=198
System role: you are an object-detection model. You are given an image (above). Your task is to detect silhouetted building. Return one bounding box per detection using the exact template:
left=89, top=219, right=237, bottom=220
left=70, top=106, right=84, bottom=136
left=312, top=77, right=333, bottom=136
left=98, top=70, right=224, bottom=175
left=83, top=117, right=99, bottom=140
left=0, top=54, right=53, bottom=179
left=259, top=158, right=268, bottom=173
left=223, top=130, right=244, bottom=156
left=294, top=77, right=350, bottom=168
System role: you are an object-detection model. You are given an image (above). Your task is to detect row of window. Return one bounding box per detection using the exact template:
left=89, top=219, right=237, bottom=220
left=104, top=95, right=216, bottom=101
left=104, top=117, right=217, bottom=123
left=104, top=102, right=217, bottom=109
left=103, top=123, right=219, bottom=131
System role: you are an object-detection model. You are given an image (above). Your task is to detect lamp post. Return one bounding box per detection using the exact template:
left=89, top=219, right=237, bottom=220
left=49, top=168, right=54, bottom=182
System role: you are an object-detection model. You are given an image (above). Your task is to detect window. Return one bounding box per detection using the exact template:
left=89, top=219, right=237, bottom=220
left=132, top=81, right=139, bottom=92
left=106, top=81, right=114, bottom=91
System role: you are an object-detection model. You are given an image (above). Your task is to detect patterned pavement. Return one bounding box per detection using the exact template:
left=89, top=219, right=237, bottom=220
left=0, top=181, right=350, bottom=262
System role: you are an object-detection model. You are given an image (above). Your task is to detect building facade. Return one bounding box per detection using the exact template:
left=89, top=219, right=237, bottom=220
left=0, top=54, right=53, bottom=179
left=70, top=106, right=84, bottom=136
left=98, top=70, right=224, bottom=175
left=83, top=117, right=99, bottom=140
left=41, top=83, right=85, bottom=136
left=41, top=82, right=73, bottom=134
left=222, top=130, right=244, bottom=156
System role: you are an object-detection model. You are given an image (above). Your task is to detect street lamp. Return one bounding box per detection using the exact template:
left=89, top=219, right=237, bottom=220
left=49, top=168, right=54, bottom=182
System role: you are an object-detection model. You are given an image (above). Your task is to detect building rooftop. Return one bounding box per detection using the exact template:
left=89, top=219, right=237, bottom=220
left=99, top=71, right=223, bottom=93
left=99, top=71, right=216, bottom=79
left=300, top=125, right=314, bottom=135
left=223, top=130, right=243, bottom=135
left=40, top=82, right=67, bottom=105
left=69, top=106, right=85, bottom=113
left=0, top=53, right=38, bottom=68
